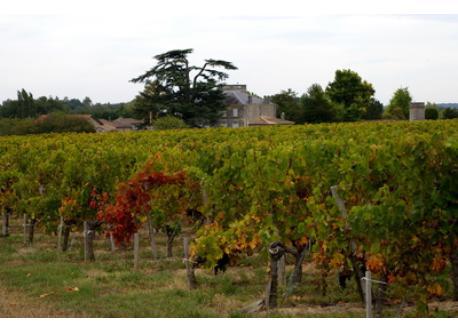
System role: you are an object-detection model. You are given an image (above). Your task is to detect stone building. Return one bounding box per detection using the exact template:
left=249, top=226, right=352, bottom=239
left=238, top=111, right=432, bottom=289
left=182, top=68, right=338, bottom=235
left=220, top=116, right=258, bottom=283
left=218, top=84, right=294, bottom=127
left=410, top=102, right=426, bottom=121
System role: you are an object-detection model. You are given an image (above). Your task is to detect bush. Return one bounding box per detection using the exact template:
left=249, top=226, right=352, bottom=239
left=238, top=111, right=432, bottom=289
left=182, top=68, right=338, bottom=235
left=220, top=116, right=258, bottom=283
left=425, top=107, right=439, bottom=120
left=153, top=116, right=188, bottom=130
left=442, top=108, right=458, bottom=119
left=34, top=113, right=95, bottom=133
left=383, top=106, right=405, bottom=120
left=0, top=113, right=95, bottom=136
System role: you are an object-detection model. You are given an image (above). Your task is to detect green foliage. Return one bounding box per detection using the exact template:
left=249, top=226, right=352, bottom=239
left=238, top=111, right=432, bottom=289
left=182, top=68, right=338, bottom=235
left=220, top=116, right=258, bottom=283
left=442, top=108, right=458, bottom=119
left=0, top=118, right=35, bottom=135
left=1, top=120, right=457, bottom=311
left=363, top=99, right=384, bottom=120
left=301, top=84, right=337, bottom=123
left=0, top=113, right=95, bottom=136
left=270, top=70, right=381, bottom=124
left=131, top=49, right=237, bottom=127
left=0, top=89, right=67, bottom=118
left=0, top=89, right=136, bottom=122
left=153, top=116, right=188, bottom=130
left=132, top=82, right=162, bottom=122
left=267, top=89, right=302, bottom=123
left=425, top=106, right=439, bottom=120
left=325, top=69, right=375, bottom=121
left=63, top=97, right=136, bottom=120
left=384, top=87, right=412, bottom=120
left=35, top=113, right=96, bottom=134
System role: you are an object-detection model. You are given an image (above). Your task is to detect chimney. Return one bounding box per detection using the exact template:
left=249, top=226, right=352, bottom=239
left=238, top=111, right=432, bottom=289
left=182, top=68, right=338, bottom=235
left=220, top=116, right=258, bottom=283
left=248, top=95, right=252, bottom=104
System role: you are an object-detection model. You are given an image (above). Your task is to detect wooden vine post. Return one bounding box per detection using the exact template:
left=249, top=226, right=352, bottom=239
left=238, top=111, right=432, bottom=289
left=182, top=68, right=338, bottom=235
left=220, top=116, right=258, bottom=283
left=266, top=242, right=286, bottom=310
left=57, top=215, right=63, bottom=250
left=24, top=217, right=37, bottom=247
left=183, top=235, right=197, bottom=289
left=364, top=270, right=372, bottom=318
left=109, top=232, right=116, bottom=252
left=1, top=208, right=10, bottom=237
left=23, top=214, right=27, bottom=244
left=133, top=232, right=140, bottom=269
left=147, top=215, right=158, bottom=259
left=85, top=221, right=100, bottom=261
left=83, top=221, right=88, bottom=262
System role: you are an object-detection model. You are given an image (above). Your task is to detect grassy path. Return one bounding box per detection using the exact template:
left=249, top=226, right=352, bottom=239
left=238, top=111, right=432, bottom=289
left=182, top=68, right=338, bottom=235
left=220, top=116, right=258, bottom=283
left=1, top=221, right=458, bottom=317
left=0, top=284, right=81, bottom=317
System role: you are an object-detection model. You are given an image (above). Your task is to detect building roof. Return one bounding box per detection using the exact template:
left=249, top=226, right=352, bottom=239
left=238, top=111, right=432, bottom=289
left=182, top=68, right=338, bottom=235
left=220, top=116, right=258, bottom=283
left=410, top=102, right=425, bottom=108
left=248, top=116, right=294, bottom=126
left=111, top=117, right=144, bottom=128
left=95, top=119, right=117, bottom=132
left=223, top=88, right=266, bottom=105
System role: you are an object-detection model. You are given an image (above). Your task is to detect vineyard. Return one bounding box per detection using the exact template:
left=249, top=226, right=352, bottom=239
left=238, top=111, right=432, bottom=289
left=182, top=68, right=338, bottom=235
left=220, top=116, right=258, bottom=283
left=0, top=120, right=457, bottom=317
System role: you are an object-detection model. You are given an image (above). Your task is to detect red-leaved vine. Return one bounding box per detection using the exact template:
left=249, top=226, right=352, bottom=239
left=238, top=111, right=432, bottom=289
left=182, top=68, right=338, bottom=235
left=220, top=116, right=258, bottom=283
left=96, top=163, right=186, bottom=244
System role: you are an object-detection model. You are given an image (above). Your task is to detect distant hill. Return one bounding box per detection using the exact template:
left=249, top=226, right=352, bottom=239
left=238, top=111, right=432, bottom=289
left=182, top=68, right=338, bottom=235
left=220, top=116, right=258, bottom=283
left=437, top=103, right=458, bottom=109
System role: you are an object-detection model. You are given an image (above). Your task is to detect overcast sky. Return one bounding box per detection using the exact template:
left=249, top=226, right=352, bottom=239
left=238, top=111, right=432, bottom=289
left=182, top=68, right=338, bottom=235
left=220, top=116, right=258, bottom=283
left=1, top=1, right=458, bottom=104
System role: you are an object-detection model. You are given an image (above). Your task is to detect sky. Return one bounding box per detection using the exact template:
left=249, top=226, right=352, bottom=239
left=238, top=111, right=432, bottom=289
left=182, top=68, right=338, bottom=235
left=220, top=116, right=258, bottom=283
left=1, top=1, right=458, bottom=105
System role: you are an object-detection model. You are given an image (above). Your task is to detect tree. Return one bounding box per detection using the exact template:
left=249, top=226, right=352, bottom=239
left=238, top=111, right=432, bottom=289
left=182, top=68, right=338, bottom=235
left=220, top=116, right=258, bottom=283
left=0, top=89, right=68, bottom=119
left=425, top=104, right=439, bottom=120
left=384, top=88, right=412, bottom=120
left=132, top=81, right=164, bottom=123
left=443, top=108, right=458, bottom=119
left=325, top=69, right=375, bottom=121
left=363, top=99, right=384, bottom=120
left=131, top=49, right=237, bottom=127
left=268, top=89, right=302, bottom=123
left=300, top=84, right=337, bottom=123
left=82, top=97, right=92, bottom=107
left=0, top=89, right=35, bottom=118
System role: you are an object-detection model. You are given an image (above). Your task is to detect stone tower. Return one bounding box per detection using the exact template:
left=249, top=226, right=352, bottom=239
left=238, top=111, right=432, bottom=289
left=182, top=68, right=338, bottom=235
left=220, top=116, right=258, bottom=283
left=410, top=102, right=425, bottom=121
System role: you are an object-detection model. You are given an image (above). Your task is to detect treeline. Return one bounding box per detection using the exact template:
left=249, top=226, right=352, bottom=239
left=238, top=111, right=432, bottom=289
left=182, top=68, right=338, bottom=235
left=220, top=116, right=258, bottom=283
left=2, top=54, right=458, bottom=135
left=0, top=89, right=136, bottom=120
left=0, top=89, right=140, bottom=135
left=268, top=70, right=458, bottom=123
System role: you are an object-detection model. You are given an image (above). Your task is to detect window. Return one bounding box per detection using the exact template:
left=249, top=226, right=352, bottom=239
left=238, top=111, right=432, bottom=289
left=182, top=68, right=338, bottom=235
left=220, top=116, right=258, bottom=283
left=233, top=108, right=238, bottom=117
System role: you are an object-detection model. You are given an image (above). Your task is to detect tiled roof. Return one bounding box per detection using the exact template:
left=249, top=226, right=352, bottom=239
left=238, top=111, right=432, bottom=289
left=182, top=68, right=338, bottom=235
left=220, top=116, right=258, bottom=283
left=111, top=117, right=144, bottom=128
left=411, top=102, right=425, bottom=108
left=248, top=116, right=294, bottom=126
left=224, top=90, right=265, bottom=105
left=94, top=119, right=117, bottom=132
